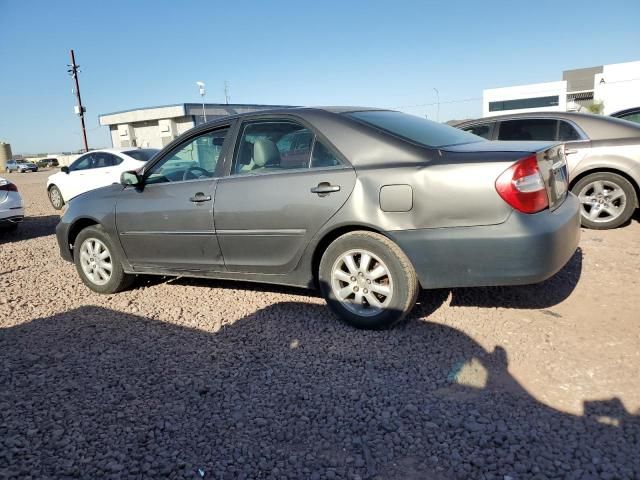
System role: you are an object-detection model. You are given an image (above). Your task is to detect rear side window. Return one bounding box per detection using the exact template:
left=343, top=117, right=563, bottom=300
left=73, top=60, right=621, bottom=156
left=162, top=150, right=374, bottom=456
left=124, top=149, right=159, bottom=162
left=558, top=121, right=581, bottom=141
left=346, top=110, right=482, bottom=148
left=498, top=119, right=558, bottom=141
left=619, top=112, right=640, bottom=124
left=463, top=123, right=493, bottom=139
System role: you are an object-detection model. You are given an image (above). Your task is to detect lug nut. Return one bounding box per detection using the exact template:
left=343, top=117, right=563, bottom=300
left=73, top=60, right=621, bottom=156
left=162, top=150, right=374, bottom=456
left=363, top=289, right=369, bottom=294
left=350, top=276, right=356, bottom=282
left=366, top=279, right=371, bottom=284
left=353, top=286, right=359, bottom=292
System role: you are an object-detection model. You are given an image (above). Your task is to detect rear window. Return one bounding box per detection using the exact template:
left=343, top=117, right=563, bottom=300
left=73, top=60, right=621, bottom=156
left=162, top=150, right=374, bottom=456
left=124, top=149, right=159, bottom=162
left=346, top=110, right=482, bottom=148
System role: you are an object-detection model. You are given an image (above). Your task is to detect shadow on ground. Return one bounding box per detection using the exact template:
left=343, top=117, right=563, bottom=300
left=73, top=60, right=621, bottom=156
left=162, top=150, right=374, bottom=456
left=0, top=301, right=637, bottom=479
left=0, top=215, right=59, bottom=244
left=161, top=248, right=583, bottom=315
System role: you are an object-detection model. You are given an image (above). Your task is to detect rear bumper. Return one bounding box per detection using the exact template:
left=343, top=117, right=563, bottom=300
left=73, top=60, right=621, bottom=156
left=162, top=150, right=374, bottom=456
left=386, top=193, right=581, bottom=289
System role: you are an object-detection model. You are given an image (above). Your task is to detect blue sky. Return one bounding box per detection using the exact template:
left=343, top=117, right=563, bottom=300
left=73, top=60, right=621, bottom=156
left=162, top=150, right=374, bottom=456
left=1, top=0, right=638, bottom=154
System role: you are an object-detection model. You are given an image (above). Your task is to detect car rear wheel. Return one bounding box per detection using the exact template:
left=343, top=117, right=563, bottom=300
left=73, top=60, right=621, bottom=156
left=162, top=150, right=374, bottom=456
left=74, top=225, right=134, bottom=294
left=319, top=231, right=419, bottom=329
left=572, top=172, right=636, bottom=230
left=48, top=185, right=64, bottom=210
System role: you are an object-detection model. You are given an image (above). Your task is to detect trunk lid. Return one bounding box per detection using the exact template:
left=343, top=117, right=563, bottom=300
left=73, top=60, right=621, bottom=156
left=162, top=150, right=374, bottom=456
left=443, top=140, right=569, bottom=211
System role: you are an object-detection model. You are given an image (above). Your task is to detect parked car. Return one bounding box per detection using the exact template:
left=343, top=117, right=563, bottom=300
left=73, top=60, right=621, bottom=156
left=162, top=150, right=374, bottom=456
left=455, top=112, right=640, bottom=229
left=611, top=107, right=640, bottom=125
left=46, top=148, right=159, bottom=210
left=37, top=158, right=59, bottom=168
left=0, top=177, right=24, bottom=231
left=5, top=159, right=38, bottom=173
left=56, top=108, right=579, bottom=329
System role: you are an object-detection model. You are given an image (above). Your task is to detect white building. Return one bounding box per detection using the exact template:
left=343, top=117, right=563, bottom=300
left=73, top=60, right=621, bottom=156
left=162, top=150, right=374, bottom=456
left=99, top=103, right=292, bottom=149
left=483, top=61, right=640, bottom=117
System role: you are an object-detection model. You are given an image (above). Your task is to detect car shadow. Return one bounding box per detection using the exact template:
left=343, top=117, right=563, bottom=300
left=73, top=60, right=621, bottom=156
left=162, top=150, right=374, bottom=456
left=0, top=214, right=60, bottom=244
left=155, top=248, right=583, bottom=316
left=0, top=304, right=636, bottom=479
left=448, top=247, right=583, bottom=310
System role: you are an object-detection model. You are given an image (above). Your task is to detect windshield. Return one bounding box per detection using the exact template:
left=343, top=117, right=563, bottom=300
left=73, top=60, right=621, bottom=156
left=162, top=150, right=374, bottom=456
left=124, top=149, right=159, bottom=162
left=346, top=110, right=483, bottom=148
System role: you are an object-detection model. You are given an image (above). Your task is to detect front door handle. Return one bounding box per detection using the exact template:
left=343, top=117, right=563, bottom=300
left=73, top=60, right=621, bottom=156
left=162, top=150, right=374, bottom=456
left=311, top=182, right=340, bottom=196
left=190, top=192, right=212, bottom=203
left=565, top=149, right=578, bottom=155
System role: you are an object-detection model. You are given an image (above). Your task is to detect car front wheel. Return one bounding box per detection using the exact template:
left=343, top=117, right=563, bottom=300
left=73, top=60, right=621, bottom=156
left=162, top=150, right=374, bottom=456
left=572, top=172, right=637, bottom=229
left=74, top=225, right=134, bottom=294
left=48, top=185, right=64, bottom=210
left=319, top=231, right=419, bottom=329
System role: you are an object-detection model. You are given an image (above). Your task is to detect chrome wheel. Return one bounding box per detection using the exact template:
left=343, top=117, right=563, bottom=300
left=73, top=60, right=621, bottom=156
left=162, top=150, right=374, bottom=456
left=79, top=238, right=112, bottom=286
left=578, top=180, right=627, bottom=224
left=331, top=249, right=393, bottom=317
left=49, top=187, right=63, bottom=209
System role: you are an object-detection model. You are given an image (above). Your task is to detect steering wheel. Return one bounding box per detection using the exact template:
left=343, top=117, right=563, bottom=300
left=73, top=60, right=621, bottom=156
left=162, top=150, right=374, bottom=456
left=182, top=166, right=211, bottom=181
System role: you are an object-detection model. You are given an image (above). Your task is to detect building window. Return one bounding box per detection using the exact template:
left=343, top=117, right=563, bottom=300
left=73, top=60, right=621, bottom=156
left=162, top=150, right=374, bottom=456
left=489, top=96, right=560, bottom=112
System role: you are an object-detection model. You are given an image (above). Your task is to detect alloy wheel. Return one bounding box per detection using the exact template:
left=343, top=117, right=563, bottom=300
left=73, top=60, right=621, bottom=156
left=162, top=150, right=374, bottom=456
left=578, top=180, right=627, bottom=224
left=79, top=238, right=113, bottom=286
left=49, top=187, right=63, bottom=209
left=331, top=249, right=393, bottom=317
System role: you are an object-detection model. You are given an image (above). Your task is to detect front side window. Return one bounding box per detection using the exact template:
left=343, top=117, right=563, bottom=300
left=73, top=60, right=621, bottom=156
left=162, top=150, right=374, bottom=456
left=463, top=123, right=493, bottom=140
left=498, top=119, right=558, bottom=141
left=69, top=153, right=94, bottom=171
left=146, top=128, right=229, bottom=184
left=233, top=121, right=313, bottom=174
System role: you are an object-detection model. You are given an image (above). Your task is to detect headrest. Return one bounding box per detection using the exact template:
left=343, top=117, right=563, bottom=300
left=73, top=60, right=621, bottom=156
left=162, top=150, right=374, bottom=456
left=253, top=138, right=280, bottom=167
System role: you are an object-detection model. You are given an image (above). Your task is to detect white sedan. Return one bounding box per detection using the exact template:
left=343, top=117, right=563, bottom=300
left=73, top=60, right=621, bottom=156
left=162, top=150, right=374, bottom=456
left=0, top=177, right=25, bottom=231
left=46, top=148, right=158, bottom=209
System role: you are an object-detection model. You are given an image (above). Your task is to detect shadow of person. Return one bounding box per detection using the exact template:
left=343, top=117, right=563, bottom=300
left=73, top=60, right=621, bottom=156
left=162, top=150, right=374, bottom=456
left=0, top=303, right=637, bottom=479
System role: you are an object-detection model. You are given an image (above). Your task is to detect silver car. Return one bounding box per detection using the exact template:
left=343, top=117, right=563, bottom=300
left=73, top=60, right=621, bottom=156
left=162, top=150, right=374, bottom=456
left=0, top=177, right=25, bottom=230
left=455, top=112, right=640, bottom=229
left=5, top=159, right=38, bottom=173
left=56, top=108, right=580, bottom=328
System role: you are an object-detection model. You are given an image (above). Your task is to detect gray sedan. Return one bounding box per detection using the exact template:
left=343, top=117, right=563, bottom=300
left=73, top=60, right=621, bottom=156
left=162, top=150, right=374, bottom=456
left=56, top=108, right=580, bottom=328
left=455, top=112, right=640, bottom=229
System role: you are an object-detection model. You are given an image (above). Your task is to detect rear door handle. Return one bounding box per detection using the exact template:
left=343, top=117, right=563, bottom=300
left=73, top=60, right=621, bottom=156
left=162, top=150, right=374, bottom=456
left=190, top=192, right=212, bottom=203
left=310, top=182, right=340, bottom=196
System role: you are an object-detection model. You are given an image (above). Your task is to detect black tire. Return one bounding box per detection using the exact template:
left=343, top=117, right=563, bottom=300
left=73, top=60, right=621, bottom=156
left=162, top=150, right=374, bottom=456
left=48, top=185, right=65, bottom=210
left=318, top=231, right=419, bottom=329
left=74, top=225, right=134, bottom=294
left=571, top=172, right=637, bottom=230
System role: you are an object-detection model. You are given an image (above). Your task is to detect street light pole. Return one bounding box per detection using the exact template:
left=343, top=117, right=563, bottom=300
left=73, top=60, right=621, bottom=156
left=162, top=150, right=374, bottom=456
left=196, top=81, right=206, bottom=123
left=433, top=88, right=440, bottom=122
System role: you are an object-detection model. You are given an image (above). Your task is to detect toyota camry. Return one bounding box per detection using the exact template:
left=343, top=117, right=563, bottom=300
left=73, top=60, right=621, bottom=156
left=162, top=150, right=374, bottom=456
left=56, top=107, right=580, bottom=328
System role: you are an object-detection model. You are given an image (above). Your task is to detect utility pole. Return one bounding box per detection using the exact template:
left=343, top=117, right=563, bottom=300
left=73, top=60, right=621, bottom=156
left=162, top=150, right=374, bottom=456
left=433, top=88, right=440, bottom=122
left=68, top=49, right=89, bottom=152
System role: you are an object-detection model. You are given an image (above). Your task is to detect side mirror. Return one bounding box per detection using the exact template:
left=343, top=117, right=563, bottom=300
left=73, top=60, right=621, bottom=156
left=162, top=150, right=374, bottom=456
left=61, top=166, right=70, bottom=174
left=120, top=170, right=141, bottom=186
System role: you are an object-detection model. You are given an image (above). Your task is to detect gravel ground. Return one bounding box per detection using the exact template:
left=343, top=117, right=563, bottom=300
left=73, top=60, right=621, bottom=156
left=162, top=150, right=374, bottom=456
left=1, top=171, right=639, bottom=479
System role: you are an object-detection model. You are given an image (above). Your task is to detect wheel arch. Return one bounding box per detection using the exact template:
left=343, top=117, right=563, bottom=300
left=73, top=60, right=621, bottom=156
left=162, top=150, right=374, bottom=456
left=570, top=167, right=640, bottom=208
left=68, top=217, right=101, bottom=250
left=310, top=224, right=389, bottom=288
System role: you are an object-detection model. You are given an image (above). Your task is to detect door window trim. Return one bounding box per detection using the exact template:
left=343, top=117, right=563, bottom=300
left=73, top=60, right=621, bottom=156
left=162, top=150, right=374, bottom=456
left=139, top=123, right=235, bottom=186
left=222, top=114, right=351, bottom=179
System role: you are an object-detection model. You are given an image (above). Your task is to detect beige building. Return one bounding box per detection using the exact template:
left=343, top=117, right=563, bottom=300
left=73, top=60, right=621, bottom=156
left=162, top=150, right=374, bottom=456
left=99, top=103, right=293, bottom=149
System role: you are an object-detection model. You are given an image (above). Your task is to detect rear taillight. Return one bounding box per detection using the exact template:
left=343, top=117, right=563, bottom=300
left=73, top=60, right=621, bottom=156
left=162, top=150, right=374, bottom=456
left=0, top=181, right=18, bottom=192
left=495, top=155, right=548, bottom=214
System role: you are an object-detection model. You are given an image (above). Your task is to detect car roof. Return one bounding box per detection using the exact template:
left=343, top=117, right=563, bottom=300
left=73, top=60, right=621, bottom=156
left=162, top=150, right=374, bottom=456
left=455, top=111, right=640, bottom=141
